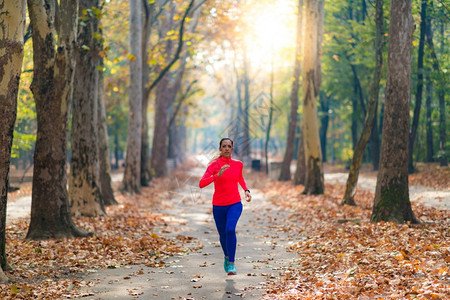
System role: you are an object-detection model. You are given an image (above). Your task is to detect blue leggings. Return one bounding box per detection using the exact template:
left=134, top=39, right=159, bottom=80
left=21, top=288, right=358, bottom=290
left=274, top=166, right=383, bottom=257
left=212, top=201, right=243, bottom=263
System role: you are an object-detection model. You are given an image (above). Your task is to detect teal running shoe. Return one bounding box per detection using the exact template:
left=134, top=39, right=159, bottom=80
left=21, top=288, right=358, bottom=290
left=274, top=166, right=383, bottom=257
left=227, top=263, right=237, bottom=275
left=224, top=257, right=230, bottom=273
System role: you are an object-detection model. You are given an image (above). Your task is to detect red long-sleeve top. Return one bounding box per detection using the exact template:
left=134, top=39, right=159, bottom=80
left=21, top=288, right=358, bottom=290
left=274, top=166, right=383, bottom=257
left=199, top=156, right=248, bottom=206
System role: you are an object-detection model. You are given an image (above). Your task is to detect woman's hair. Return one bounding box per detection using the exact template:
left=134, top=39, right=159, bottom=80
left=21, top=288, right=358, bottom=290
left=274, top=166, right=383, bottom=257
left=219, top=137, right=233, bottom=147
left=208, top=137, right=234, bottom=165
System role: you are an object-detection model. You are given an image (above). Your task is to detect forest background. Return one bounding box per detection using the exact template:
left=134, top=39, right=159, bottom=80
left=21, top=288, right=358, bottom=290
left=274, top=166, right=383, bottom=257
left=9, top=0, right=449, bottom=177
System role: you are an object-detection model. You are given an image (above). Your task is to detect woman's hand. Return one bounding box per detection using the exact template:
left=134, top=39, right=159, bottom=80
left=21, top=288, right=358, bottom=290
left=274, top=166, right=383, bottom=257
left=217, top=165, right=230, bottom=177
left=245, top=190, right=252, bottom=202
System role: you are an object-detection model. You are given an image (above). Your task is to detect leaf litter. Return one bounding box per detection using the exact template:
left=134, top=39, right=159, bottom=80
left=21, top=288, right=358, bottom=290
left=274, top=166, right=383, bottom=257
left=1, top=167, right=448, bottom=299
left=1, top=177, right=199, bottom=299
left=259, top=178, right=449, bottom=299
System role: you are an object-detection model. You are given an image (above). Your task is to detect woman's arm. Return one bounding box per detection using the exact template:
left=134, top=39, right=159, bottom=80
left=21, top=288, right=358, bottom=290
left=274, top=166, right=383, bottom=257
left=238, top=162, right=248, bottom=191
left=199, top=163, right=218, bottom=188
left=238, top=163, right=252, bottom=202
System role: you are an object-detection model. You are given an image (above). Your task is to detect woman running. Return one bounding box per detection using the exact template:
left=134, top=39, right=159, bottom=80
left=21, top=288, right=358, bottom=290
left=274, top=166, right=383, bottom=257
left=199, top=138, right=251, bottom=275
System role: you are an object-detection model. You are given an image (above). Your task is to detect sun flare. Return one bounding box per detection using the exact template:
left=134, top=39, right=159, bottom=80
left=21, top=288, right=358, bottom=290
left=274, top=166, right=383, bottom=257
left=243, top=0, right=297, bottom=67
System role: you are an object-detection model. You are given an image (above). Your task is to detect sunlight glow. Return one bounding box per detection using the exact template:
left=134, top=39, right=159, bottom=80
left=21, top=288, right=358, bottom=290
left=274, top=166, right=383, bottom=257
left=244, top=0, right=296, bottom=68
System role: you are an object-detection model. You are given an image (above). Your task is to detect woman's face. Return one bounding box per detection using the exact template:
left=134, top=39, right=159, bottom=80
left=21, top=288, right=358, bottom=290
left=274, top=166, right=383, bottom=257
left=219, top=140, right=233, bottom=158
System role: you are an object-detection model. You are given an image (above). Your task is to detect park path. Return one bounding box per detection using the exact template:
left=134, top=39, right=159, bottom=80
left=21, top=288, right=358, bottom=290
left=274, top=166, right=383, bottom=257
left=7, top=169, right=448, bottom=224
left=5, top=167, right=449, bottom=299
left=78, top=169, right=298, bottom=299
left=325, top=173, right=449, bottom=210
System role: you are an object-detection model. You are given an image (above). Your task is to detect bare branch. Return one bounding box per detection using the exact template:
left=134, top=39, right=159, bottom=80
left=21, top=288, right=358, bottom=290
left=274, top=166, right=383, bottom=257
left=148, top=0, right=201, bottom=92
left=168, top=79, right=198, bottom=130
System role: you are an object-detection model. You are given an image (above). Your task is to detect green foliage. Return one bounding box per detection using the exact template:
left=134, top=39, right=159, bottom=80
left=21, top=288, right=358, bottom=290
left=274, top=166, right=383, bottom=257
left=320, top=0, right=382, bottom=163
left=14, top=0, right=447, bottom=167
left=409, top=0, right=449, bottom=163
left=13, top=39, right=36, bottom=161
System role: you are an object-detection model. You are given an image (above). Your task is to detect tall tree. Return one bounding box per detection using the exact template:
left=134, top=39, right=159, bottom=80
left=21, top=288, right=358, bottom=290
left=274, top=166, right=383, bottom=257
left=242, top=47, right=251, bottom=158
left=97, top=66, right=117, bottom=205
left=279, top=0, right=302, bottom=181
left=265, top=49, right=275, bottom=174
left=69, top=0, right=106, bottom=216
left=319, top=92, right=329, bottom=162
left=369, top=111, right=380, bottom=170
left=140, top=0, right=155, bottom=186
left=167, top=7, right=201, bottom=165
left=0, top=0, right=27, bottom=281
left=150, top=0, right=196, bottom=177
left=151, top=3, right=175, bottom=178
left=301, top=0, right=324, bottom=194
left=293, top=131, right=306, bottom=185
left=425, top=2, right=447, bottom=167
left=122, top=0, right=143, bottom=192
left=27, top=0, right=89, bottom=239
left=371, top=0, right=419, bottom=224
left=425, top=71, right=434, bottom=162
left=408, top=0, right=427, bottom=173
left=342, top=0, right=384, bottom=206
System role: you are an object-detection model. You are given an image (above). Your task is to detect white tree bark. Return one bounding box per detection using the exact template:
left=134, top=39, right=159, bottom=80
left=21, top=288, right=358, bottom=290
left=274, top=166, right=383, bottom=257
left=122, top=0, right=143, bottom=193
left=27, top=0, right=89, bottom=240
left=302, top=0, right=324, bottom=195
left=69, top=0, right=105, bottom=217
left=0, top=0, right=27, bottom=282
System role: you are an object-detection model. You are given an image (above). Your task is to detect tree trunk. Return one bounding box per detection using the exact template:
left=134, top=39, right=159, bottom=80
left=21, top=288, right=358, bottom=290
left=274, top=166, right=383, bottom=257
left=425, top=72, right=434, bottom=162
left=279, top=0, right=302, bottom=181
left=315, top=0, right=324, bottom=95
left=437, top=77, right=447, bottom=166
left=424, top=3, right=447, bottom=167
left=168, top=120, right=176, bottom=160
left=122, top=0, right=143, bottom=192
left=167, top=20, right=195, bottom=159
left=0, top=0, right=27, bottom=281
left=301, top=0, right=324, bottom=195
left=370, top=115, right=380, bottom=170
left=97, top=67, right=117, bottom=205
left=140, top=0, right=154, bottom=186
left=141, top=82, right=151, bottom=185
left=234, top=73, right=243, bottom=157
left=242, top=49, right=251, bottom=158
left=319, top=92, right=329, bottom=162
left=151, top=73, right=171, bottom=177
left=342, top=0, right=384, bottom=206
left=150, top=4, right=176, bottom=178
left=265, top=52, right=275, bottom=174
left=351, top=84, right=358, bottom=150
left=371, top=0, right=419, bottom=224
left=69, top=0, right=105, bottom=217
left=408, top=0, right=427, bottom=173
left=168, top=79, right=197, bottom=164
left=177, top=106, right=188, bottom=163
left=293, top=130, right=306, bottom=185
left=167, top=60, right=187, bottom=163
left=27, top=0, right=90, bottom=239
left=113, top=129, right=120, bottom=169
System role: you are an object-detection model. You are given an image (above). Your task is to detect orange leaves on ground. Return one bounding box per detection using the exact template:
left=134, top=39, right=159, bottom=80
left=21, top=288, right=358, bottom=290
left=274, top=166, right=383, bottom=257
left=262, top=179, right=449, bottom=299
left=1, top=181, right=196, bottom=299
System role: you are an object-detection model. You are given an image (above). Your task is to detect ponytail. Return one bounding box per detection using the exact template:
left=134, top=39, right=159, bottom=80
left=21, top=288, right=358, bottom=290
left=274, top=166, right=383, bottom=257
left=208, top=152, right=221, bottom=165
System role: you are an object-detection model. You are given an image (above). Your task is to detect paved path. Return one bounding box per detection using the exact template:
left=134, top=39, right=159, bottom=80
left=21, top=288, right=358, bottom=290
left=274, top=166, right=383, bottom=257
left=79, top=183, right=298, bottom=299
left=6, top=168, right=448, bottom=299
left=325, top=173, right=449, bottom=210
left=7, top=171, right=448, bottom=225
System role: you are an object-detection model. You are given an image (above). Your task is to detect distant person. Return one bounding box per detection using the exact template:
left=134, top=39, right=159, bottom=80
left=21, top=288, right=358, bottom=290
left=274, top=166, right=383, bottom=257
left=199, top=138, right=251, bottom=275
